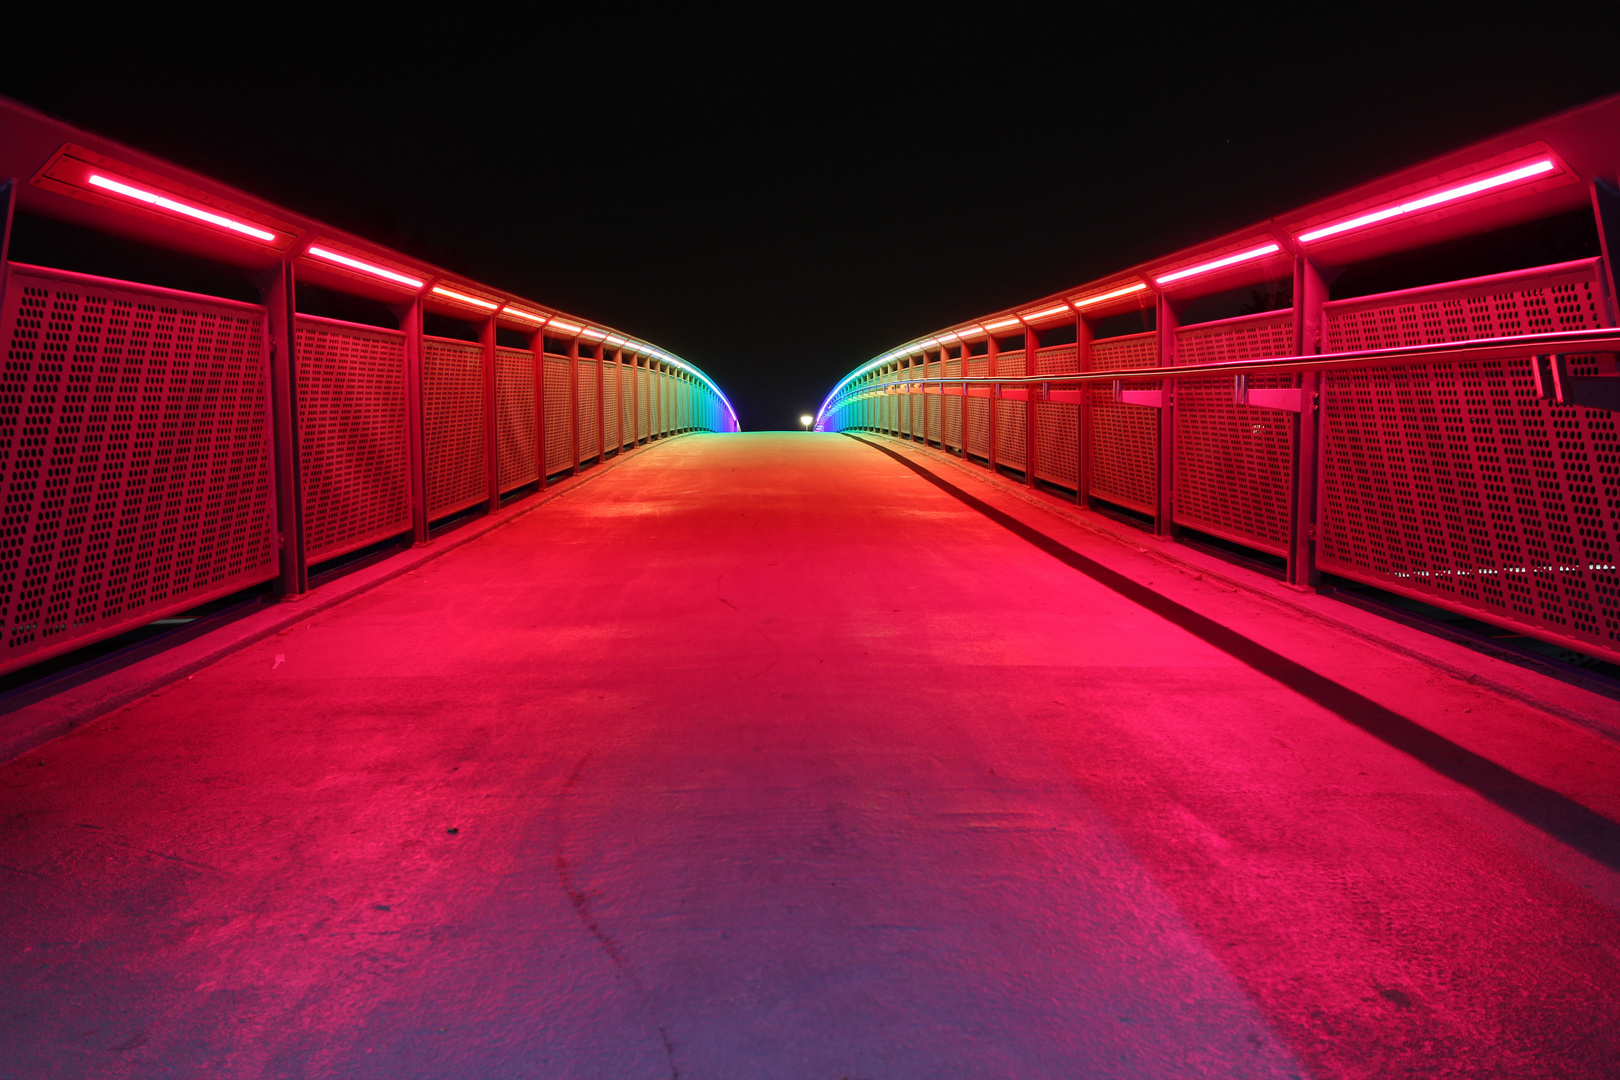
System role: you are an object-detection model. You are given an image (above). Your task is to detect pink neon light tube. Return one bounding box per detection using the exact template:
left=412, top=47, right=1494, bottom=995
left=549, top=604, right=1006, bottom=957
left=87, top=173, right=276, bottom=243
left=983, top=317, right=1021, bottom=332
left=1072, top=282, right=1148, bottom=308
left=431, top=285, right=499, bottom=310
left=548, top=319, right=583, bottom=335
left=1022, top=305, right=1071, bottom=321
left=501, top=306, right=547, bottom=324
left=580, top=328, right=608, bottom=341
left=306, top=245, right=426, bottom=289
left=1154, top=243, right=1280, bottom=286
left=1297, top=158, right=1556, bottom=244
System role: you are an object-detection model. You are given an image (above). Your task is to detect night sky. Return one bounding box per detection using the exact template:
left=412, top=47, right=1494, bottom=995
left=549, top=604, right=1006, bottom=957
left=5, top=9, right=1620, bottom=429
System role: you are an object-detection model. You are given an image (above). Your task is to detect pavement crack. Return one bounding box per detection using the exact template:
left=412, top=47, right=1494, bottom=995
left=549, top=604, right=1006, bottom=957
left=554, top=753, right=680, bottom=1079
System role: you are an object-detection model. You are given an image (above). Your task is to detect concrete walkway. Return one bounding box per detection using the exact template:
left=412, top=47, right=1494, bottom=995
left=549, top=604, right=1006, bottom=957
left=2, top=431, right=1618, bottom=1079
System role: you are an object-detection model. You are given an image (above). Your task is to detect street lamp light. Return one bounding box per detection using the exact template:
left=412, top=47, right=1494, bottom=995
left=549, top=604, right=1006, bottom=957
left=800, top=414, right=814, bottom=430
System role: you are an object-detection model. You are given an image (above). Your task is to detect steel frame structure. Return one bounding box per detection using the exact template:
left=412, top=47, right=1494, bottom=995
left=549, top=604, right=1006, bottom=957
left=819, top=95, right=1620, bottom=666
left=0, top=96, right=736, bottom=678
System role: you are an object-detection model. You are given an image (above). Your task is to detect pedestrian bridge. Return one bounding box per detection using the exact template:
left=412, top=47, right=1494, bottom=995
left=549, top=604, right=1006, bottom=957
left=2, top=94, right=1620, bottom=1078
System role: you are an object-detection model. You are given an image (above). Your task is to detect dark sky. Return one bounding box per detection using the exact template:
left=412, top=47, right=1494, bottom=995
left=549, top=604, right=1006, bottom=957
left=5, top=9, right=1620, bottom=429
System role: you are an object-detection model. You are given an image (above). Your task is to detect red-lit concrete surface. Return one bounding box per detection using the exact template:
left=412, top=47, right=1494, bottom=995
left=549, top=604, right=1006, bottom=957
left=3, top=432, right=1619, bottom=1079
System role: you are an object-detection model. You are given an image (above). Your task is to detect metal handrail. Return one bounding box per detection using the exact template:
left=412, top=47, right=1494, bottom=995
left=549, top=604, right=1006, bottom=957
left=832, top=327, right=1620, bottom=399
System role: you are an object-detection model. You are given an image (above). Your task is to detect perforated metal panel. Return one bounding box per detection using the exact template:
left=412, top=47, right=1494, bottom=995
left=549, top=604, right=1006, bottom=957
left=1325, top=259, right=1606, bottom=351
left=423, top=337, right=486, bottom=519
left=637, top=366, right=649, bottom=440
left=926, top=393, right=941, bottom=443
left=1087, top=331, right=1159, bottom=513
left=995, top=400, right=1026, bottom=469
left=603, top=358, right=621, bottom=453
left=1032, top=344, right=1080, bottom=489
left=944, top=396, right=963, bottom=450
left=543, top=354, right=571, bottom=475
left=0, top=265, right=276, bottom=674
left=495, top=345, right=537, bottom=493
left=1034, top=402, right=1079, bottom=489
left=943, top=356, right=964, bottom=449
left=296, top=316, right=410, bottom=563
left=577, top=359, right=599, bottom=464
left=967, top=397, right=990, bottom=459
left=1321, top=261, right=1620, bottom=661
left=622, top=362, right=636, bottom=447
left=1035, top=344, right=1078, bottom=375
left=1173, top=313, right=1295, bottom=554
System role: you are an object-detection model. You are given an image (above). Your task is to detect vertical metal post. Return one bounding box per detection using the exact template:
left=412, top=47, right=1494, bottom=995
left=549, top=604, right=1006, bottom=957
left=633, top=352, right=642, bottom=444
left=952, top=351, right=965, bottom=456
left=986, top=335, right=999, bottom=472
left=0, top=180, right=15, bottom=311
left=531, top=328, right=547, bottom=487
left=1155, top=292, right=1179, bottom=537
left=261, top=258, right=308, bottom=595
left=568, top=336, right=581, bottom=474
left=1076, top=312, right=1092, bottom=506
left=920, top=362, right=928, bottom=444
left=1592, top=178, right=1620, bottom=323
left=1024, top=325, right=1039, bottom=487
left=481, top=315, right=499, bottom=513
left=596, top=342, right=606, bottom=463
left=1291, top=256, right=1328, bottom=587
left=398, top=295, right=429, bottom=544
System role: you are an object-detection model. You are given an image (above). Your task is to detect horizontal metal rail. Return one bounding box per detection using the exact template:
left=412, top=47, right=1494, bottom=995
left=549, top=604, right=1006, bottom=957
left=836, top=327, right=1620, bottom=394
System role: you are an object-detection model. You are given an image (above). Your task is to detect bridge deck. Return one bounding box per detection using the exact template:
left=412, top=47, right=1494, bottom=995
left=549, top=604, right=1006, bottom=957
left=3, top=432, right=1618, bottom=1079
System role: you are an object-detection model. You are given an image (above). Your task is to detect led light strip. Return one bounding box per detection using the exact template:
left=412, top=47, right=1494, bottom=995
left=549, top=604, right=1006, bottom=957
left=87, top=173, right=276, bottom=243
left=501, top=306, right=547, bottom=325
left=431, top=284, right=499, bottom=310
left=548, top=319, right=583, bottom=335
left=1072, top=282, right=1148, bottom=309
left=306, top=245, right=426, bottom=289
left=580, top=328, right=608, bottom=341
left=1298, top=157, right=1557, bottom=244
left=1154, top=242, right=1280, bottom=286
left=982, top=316, right=1022, bottom=332
left=1021, top=304, right=1072, bottom=321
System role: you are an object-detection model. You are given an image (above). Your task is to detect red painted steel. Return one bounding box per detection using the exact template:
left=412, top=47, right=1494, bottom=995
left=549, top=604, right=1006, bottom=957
left=1086, top=332, right=1160, bottom=515
left=1319, top=260, right=1620, bottom=661
left=422, top=336, right=487, bottom=520
left=1034, top=343, right=1081, bottom=490
left=576, top=359, right=602, bottom=466
left=1173, top=312, right=1297, bottom=554
left=620, top=358, right=635, bottom=448
left=943, top=354, right=963, bottom=451
left=294, top=316, right=410, bottom=564
left=994, top=348, right=1027, bottom=470
left=637, top=364, right=649, bottom=442
left=0, top=264, right=277, bottom=674
left=603, top=354, right=621, bottom=454
left=0, top=98, right=739, bottom=685
left=494, top=345, right=538, bottom=493
left=543, top=353, right=571, bottom=476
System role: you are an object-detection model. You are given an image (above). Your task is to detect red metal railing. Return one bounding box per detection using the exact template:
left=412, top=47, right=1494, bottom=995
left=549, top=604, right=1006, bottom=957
left=824, top=310, right=1620, bottom=664
left=0, top=99, right=737, bottom=678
